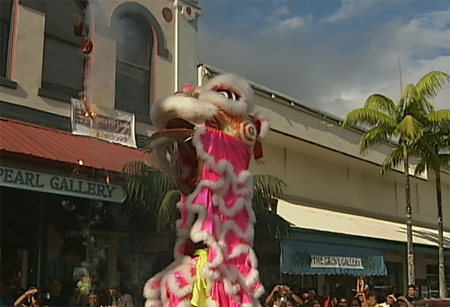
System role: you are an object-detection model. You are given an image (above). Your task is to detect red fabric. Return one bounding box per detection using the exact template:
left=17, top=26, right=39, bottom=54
left=0, top=117, right=145, bottom=172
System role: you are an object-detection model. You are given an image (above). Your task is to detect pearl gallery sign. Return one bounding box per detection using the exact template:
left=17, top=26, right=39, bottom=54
left=310, top=255, right=364, bottom=269
left=0, top=165, right=126, bottom=203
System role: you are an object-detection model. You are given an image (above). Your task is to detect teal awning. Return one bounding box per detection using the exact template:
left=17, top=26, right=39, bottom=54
left=281, top=240, right=388, bottom=276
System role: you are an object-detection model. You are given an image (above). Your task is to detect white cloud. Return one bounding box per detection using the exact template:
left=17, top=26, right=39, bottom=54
left=198, top=7, right=450, bottom=119
left=324, top=0, right=379, bottom=23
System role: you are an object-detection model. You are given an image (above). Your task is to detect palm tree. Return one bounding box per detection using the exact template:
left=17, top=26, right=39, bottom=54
left=342, top=71, right=449, bottom=286
left=122, top=161, right=291, bottom=238
left=414, top=108, right=450, bottom=298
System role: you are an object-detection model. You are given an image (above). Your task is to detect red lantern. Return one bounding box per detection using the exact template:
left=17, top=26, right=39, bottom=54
left=81, top=39, right=93, bottom=54
left=74, top=21, right=85, bottom=37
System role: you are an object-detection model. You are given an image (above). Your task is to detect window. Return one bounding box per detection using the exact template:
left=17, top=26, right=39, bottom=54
left=113, top=13, right=153, bottom=117
left=41, top=0, right=87, bottom=98
left=0, top=0, right=13, bottom=78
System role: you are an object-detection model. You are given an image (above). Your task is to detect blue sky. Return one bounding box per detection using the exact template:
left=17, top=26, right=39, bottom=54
left=197, top=0, right=450, bottom=117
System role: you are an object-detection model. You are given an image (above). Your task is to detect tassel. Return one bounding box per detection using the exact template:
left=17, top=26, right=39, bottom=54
left=254, top=140, right=265, bottom=164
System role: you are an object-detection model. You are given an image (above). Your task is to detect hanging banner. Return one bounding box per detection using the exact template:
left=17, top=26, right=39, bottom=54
left=71, top=98, right=136, bottom=148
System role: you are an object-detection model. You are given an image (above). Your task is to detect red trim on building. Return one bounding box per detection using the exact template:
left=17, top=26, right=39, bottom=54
left=0, top=117, right=146, bottom=172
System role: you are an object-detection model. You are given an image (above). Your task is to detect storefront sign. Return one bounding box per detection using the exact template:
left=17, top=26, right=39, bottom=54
left=310, top=255, right=364, bottom=269
left=0, top=165, right=126, bottom=203
left=71, top=98, right=136, bottom=148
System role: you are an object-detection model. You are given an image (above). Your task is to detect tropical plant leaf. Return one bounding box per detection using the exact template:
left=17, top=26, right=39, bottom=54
left=414, top=160, right=427, bottom=176
left=395, top=115, right=424, bottom=143
left=156, top=189, right=181, bottom=231
left=426, top=109, right=450, bottom=124
left=364, top=94, right=397, bottom=116
left=381, top=146, right=405, bottom=175
left=343, top=108, right=397, bottom=129
left=122, top=161, right=176, bottom=208
left=399, top=84, right=419, bottom=114
left=359, top=125, right=395, bottom=154
left=415, top=71, right=450, bottom=100
left=252, top=174, right=287, bottom=211
left=254, top=208, right=292, bottom=238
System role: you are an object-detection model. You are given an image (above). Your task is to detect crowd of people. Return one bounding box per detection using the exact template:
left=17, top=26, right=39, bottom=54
left=1, top=279, right=135, bottom=307
left=262, top=284, right=422, bottom=307
left=1, top=277, right=424, bottom=307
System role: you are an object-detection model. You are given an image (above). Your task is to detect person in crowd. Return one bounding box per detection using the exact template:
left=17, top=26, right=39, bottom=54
left=396, top=296, right=413, bottom=307
left=405, top=285, right=419, bottom=303
left=280, top=296, right=297, bottom=307
left=88, top=292, right=101, bottom=307
left=13, top=288, right=46, bottom=307
left=109, top=285, right=134, bottom=307
left=380, top=294, right=396, bottom=307
left=265, top=285, right=303, bottom=306
left=322, top=285, right=332, bottom=307
left=338, top=297, right=349, bottom=307
left=350, top=298, right=362, bottom=307
left=312, top=296, right=323, bottom=307
left=356, top=293, right=366, bottom=307
left=365, top=292, right=379, bottom=307
left=47, top=279, right=69, bottom=307
left=330, top=297, right=339, bottom=307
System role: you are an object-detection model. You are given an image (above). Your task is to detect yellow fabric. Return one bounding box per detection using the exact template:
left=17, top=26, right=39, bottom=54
left=190, top=248, right=209, bottom=307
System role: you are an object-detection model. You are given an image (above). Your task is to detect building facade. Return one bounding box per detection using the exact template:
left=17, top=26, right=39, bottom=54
left=1, top=0, right=449, bottom=303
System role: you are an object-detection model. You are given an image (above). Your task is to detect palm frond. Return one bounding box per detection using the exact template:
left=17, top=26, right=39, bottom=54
left=122, top=161, right=176, bottom=207
left=252, top=174, right=287, bottom=211
left=415, top=71, right=450, bottom=99
left=399, top=84, right=418, bottom=114
left=359, top=125, right=395, bottom=154
left=395, top=115, right=424, bottom=143
left=381, top=146, right=405, bottom=175
left=414, top=159, right=428, bottom=176
left=426, top=109, right=450, bottom=124
left=342, top=108, right=397, bottom=129
left=364, top=94, right=397, bottom=116
left=156, top=189, right=181, bottom=231
left=254, top=209, right=292, bottom=238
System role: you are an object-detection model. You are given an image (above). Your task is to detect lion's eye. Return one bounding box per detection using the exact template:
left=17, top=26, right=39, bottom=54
left=217, top=90, right=239, bottom=101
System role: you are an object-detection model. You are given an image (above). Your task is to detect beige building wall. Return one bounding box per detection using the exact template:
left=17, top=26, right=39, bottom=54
left=0, top=0, right=199, bottom=137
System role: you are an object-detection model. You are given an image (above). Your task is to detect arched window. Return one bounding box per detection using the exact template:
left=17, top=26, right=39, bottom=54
left=41, top=0, right=87, bottom=99
left=113, top=13, right=153, bottom=117
left=0, top=0, right=14, bottom=78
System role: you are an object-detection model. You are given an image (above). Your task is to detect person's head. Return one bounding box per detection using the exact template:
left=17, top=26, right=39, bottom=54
left=280, top=297, right=296, bottom=307
left=89, top=292, right=100, bottom=307
left=331, top=297, right=339, bottom=307
left=313, top=296, right=322, bottom=307
left=48, top=279, right=62, bottom=296
left=356, top=293, right=365, bottom=303
left=279, top=285, right=290, bottom=297
left=386, top=294, right=396, bottom=305
left=350, top=298, right=362, bottom=307
left=407, top=285, right=416, bottom=297
left=109, top=285, right=121, bottom=299
left=308, top=288, right=317, bottom=299
left=397, top=296, right=412, bottom=307
left=272, top=292, right=282, bottom=307
left=339, top=297, right=349, bottom=307
left=302, top=292, right=310, bottom=301
left=367, top=293, right=378, bottom=307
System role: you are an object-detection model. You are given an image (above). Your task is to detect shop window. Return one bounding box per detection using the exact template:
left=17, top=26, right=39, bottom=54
left=41, top=0, right=87, bottom=99
left=0, top=0, right=13, bottom=77
left=113, top=13, right=153, bottom=117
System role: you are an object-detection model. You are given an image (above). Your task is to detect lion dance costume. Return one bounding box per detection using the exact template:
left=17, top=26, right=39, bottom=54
left=143, top=74, right=270, bottom=307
